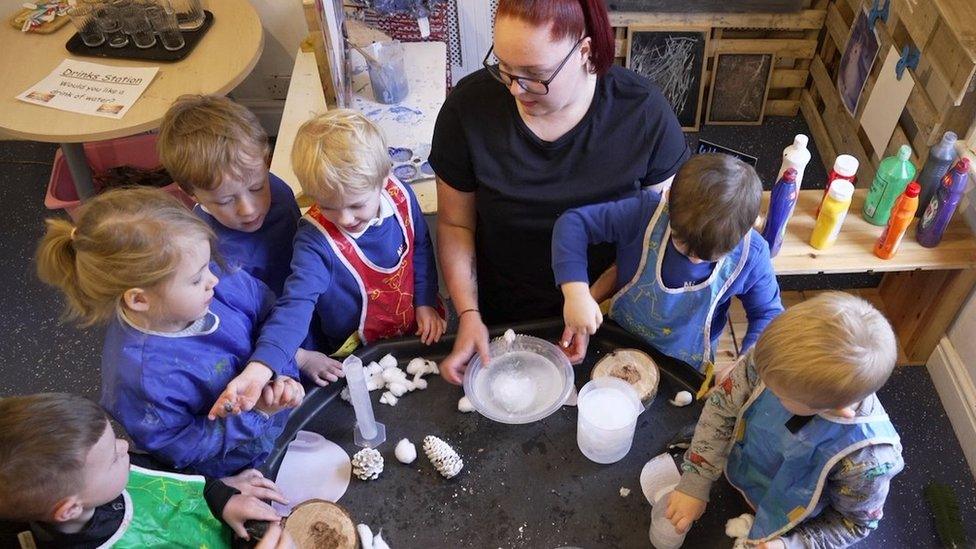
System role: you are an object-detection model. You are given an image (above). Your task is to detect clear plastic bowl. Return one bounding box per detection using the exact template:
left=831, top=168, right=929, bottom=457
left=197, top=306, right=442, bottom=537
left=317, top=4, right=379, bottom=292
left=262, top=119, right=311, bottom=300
left=463, top=334, right=574, bottom=424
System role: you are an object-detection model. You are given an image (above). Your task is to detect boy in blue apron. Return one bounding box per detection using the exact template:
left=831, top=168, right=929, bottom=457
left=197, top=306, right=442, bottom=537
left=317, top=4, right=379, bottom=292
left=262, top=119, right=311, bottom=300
left=0, top=393, right=294, bottom=548
left=665, top=292, right=904, bottom=547
left=553, top=153, right=782, bottom=374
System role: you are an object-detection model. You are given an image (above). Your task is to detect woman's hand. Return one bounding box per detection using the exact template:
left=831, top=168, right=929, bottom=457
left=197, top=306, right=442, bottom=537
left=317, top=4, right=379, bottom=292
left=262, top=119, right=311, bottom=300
left=295, top=348, right=343, bottom=386
left=254, top=376, right=305, bottom=416
left=665, top=490, right=707, bottom=534
left=416, top=305, right=447, bottom=345
left=438, top=310, right=489, bottom=385
left=208, top=362, right=274, bottom=419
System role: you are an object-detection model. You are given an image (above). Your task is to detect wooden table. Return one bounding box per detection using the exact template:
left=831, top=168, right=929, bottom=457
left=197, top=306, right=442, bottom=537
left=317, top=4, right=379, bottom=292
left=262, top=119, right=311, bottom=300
left=770, top=188, right=976, bottom=364
left=0, top=1, right=264, bottom=198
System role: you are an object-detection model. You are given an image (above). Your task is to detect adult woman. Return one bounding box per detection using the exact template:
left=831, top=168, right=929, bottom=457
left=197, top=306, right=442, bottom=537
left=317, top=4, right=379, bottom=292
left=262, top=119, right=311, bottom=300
left=430, top=0, right=688, bottom=383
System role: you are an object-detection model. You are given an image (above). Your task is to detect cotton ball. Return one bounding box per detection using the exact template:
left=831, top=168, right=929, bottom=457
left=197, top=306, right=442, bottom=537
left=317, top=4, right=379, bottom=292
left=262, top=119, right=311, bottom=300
left=725, top=513, right=755, bottom=539
left=366, top=362, right=383, bottom=376
left=503, top=328, right=516, bottom=344
left=379, top=354, right=398, bottom=370
left=340, top=387, right=351, bottom=402
left=388, top=381, right=409, bottom=397
left=381, top=367, right=406, bottom=385
left=669, top=390, right=693, bottom=407
left=457, top=395, right=474, bottom=413
left=372, top=531, right=391, bottom=549
left=395, top=438, right=417, bottom=464
left=357, top=524, right=374, bottom=549
left=411, top=377, right=428, bottom=390
left=423, top=360, right=439, bottom=375
left=619, top=487, right=631, bottom=497
left=406, top=357, right=427, bottom=376
left=366, top=375, right=385, bottom=392
left=379, top=391, right=398, bottom=406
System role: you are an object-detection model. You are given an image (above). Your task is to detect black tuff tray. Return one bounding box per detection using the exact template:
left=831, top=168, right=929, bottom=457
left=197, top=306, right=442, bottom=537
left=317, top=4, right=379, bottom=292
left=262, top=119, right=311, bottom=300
left=65, top=10, right=213, bottom=63
left=266, top=319, right=750, bottom=548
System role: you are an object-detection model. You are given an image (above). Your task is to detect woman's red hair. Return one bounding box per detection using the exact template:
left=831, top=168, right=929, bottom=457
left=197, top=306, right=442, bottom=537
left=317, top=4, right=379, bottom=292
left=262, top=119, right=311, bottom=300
left=496, top=0, right=614, bottom=76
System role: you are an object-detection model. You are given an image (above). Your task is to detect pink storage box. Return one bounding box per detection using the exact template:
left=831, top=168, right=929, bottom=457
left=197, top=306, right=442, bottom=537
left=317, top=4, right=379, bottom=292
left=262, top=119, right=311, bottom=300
left=45, top=133, right=196, bottom=221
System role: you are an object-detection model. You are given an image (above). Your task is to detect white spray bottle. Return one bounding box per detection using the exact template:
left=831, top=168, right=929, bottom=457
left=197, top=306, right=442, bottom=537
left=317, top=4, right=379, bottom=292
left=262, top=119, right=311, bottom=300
left=777, top=134, right=812, bottom=190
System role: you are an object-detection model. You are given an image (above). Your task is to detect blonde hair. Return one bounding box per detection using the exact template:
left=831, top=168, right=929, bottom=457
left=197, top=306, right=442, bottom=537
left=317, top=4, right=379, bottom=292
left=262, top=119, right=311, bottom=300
left=158, top=94, right=270, bottom=194
left=0, top=393, right=108, bottom=522
left=291, top=109, right=389, bottom=202
left=753, top=291, right=897, bottom=409
left=36, top=187, right=216, bottom=326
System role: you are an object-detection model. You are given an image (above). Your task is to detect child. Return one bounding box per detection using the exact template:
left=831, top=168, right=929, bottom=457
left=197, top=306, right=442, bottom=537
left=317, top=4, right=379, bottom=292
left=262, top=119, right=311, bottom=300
left=159, top=94, right=300, bottom=297
left=219, top=109, right=444, bottom=404
left=36, top=187, right=331, bottom=477
left=0, top=393, right=295, bottom=548
left=666, top=292, right=904, bottom=547
left=552, top=153, right=783, bottom=369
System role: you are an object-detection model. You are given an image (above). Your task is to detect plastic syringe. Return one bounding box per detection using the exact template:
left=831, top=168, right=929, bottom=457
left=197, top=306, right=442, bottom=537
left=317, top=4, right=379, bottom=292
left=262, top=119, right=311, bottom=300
left=343, top=354, right=386, bottom=448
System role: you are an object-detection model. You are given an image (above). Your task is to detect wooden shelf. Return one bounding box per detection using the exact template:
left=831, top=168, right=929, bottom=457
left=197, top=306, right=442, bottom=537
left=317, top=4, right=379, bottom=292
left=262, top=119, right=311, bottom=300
left=768, top=189, right=976, bottom=275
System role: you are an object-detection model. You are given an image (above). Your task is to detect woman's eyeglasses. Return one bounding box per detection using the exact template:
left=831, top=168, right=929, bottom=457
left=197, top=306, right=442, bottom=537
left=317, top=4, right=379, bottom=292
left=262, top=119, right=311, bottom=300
left=482, top=36, right=586, bottom=96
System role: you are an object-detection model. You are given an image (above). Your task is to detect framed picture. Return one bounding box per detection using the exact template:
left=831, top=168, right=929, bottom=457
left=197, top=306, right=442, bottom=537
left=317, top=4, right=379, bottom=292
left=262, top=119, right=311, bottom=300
left=626, top=27, right=709, bottom=131
left=706, top=52, right=775, bottom=125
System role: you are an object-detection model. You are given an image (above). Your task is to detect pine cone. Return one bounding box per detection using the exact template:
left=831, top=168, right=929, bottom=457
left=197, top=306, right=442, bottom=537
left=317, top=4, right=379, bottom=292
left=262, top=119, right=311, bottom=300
left=351, top=448, right=384, bottom=480
left=423, top=435, right=463, bottom=479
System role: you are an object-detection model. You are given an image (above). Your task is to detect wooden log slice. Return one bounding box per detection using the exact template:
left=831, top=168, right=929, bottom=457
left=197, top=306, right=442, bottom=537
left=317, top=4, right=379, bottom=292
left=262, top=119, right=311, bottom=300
left=283, top=499, right=357, bottom=549
left=591, top=348, right=660, bottom=402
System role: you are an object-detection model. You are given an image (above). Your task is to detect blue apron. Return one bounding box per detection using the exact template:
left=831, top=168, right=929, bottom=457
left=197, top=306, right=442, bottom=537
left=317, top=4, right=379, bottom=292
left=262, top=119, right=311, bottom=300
left=725, top=385, right=900, bottom=542
left=609, top=200, right=750, bottom=370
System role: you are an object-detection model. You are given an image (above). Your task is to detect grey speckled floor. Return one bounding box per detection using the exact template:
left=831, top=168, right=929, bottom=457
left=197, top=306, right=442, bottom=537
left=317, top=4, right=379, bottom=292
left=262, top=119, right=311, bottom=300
left=1, top=118, right=975, bottom=547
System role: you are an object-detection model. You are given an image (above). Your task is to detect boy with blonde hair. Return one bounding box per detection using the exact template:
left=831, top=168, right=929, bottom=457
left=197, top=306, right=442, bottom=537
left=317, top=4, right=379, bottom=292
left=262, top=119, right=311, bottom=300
left=214, top=110, right=444, bottom=405
left=159, top=94, right=301, bottom=298
left=666, top=292, right=904, bottom=548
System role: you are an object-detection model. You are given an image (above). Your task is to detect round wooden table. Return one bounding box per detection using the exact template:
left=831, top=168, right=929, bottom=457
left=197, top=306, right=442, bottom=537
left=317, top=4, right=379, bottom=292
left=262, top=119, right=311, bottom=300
left=0, top=1, right=264, bottom=198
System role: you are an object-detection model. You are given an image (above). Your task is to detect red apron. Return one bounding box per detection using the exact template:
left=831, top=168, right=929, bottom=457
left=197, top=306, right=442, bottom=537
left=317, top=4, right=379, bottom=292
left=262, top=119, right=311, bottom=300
left=305, top=177, right=417, bottom=344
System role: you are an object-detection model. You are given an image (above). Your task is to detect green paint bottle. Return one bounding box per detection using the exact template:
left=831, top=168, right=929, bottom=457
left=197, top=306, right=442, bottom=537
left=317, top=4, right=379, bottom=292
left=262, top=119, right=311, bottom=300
left=863, top=145, right=917, bottom=226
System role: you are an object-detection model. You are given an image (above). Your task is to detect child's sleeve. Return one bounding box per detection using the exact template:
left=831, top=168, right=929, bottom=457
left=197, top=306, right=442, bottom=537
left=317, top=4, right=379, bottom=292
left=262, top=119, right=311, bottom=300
left=675, top=356, right=761, bottom=502
left=551, top=192, right=657, bottom=286
left=204, top=477, right=240, bottom=524
left=780, top=443, right=904, bottom=549
left=405, top=183, right=439, bottom=308
left=250, top=227, right=332, bottom=373
left=738, top=233, right=784, bottom=351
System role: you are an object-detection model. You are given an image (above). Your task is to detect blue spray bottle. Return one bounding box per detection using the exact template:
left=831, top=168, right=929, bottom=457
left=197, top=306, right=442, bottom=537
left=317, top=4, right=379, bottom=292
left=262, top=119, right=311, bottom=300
left=761, top=167, right=798, bottom=257
left=916, top=157, right=970, bottom=248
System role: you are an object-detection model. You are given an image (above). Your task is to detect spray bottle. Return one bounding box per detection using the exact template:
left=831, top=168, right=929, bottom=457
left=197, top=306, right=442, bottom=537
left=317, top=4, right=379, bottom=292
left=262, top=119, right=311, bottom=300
left=863, top=145, right=917, bottom=226
left=874, top=182, right=920, bottom=259
left=761, top=168, right=798, bottom=257
left=916, top=158, right=971, bottom=248
left=915, top=132, right=958, bottom=217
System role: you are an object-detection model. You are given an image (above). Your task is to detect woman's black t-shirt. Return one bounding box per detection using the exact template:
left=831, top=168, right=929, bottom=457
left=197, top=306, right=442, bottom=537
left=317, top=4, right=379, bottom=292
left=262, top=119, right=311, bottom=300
left=429, top=66, right=689, bottom=323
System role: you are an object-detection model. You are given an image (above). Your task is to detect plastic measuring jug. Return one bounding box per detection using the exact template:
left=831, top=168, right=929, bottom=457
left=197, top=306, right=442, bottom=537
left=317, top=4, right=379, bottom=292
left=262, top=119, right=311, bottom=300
left=363, top=40, right=409, bottom=104
left=343, top=355, right=386, bottom=448
left=576, top=377, right=642, bottom=464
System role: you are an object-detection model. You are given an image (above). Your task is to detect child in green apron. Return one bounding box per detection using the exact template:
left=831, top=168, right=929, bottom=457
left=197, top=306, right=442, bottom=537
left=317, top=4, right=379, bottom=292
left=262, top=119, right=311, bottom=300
left=0, top=393, right=293, bottom=548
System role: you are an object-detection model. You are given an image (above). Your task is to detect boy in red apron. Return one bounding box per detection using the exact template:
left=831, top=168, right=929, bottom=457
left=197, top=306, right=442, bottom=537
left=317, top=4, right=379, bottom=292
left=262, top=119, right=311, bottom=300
left=665, top=292, right=904, bottom=548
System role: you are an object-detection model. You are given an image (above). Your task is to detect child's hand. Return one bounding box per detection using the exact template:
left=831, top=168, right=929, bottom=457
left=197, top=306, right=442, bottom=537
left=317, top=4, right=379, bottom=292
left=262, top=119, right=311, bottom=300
left=209, top=362, right=274, bottom=420
left=296, top=348, right=344, bottom=386
left=756, top=539, right=786, bottom=549
left=220, top=469, right=288, bottom=506
left=416, top=305, right=447, bottom=345
left=665, top=490, right=707, bottom=534
left=255, top=521, right=297, bottom=549
left=559, top=330, right=589, bottom=365
left=222, top=494, right=281, bottom=541
left=254, top=376, right=305, bottom=416
left=562, top=282, right=603, bottom=335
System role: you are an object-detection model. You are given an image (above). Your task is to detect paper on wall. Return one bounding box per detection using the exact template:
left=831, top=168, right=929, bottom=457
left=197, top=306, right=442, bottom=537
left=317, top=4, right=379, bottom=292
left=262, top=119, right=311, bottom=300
left=860, top=47, right=916, bottom=160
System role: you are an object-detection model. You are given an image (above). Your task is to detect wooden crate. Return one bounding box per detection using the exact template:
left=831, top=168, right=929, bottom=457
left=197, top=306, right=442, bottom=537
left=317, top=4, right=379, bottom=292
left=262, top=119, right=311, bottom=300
left=610, top=2, right=826, bottom=127
left=801, top=0, right=976, bottom=185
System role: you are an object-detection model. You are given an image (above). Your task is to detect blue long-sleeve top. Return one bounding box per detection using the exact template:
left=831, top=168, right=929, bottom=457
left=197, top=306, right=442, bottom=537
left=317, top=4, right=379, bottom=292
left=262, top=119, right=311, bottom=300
left=100, top=267, right=298, bottom=478
left=251, top=182, right=438, bottom=368
left=194, top=173, right=300, bottom=296
left=552, top=190, right=783, bottom=351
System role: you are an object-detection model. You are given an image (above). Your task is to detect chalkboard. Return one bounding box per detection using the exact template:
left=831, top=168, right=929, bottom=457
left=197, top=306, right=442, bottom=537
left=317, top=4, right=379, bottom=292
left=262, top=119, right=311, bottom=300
left=605, top=0, right=805, bottom=12
left=627, top=28, right=708, bottom=131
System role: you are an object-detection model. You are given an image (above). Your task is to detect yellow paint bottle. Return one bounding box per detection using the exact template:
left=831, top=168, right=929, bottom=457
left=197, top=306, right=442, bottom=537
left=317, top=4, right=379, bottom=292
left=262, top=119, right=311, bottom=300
left=810, top=179, right=855, bottom=250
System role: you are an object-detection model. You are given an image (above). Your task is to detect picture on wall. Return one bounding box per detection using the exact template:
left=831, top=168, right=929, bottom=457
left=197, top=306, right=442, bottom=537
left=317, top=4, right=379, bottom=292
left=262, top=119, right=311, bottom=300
left=626, top=27, right=709, bottom=131
left=706, top=53, right=774, bottom=125
left=837, top=9, right=879, bottom=116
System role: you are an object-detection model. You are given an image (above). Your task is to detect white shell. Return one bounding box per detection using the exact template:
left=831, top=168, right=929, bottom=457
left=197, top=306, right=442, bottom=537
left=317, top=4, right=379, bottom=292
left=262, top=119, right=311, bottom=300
left=669, top=391, right=694, bottom=407
left=357, top=524, right=374, bottom=549
left=351, top=448, right=384, bottom=480
left=372, top=531, right=391, bottom=549
left=388, top=381, right=409, bottom=397
left=457, top=396, right=474, bottom=413
left=725, top=513, right=755, bottom=539
left=406, top=357, right=427, bottom=375
left=423, top=435, right=463, bottom=479
left=378, top=354, right=398, bottom=370
left=395, top=438, right=417, bottom=464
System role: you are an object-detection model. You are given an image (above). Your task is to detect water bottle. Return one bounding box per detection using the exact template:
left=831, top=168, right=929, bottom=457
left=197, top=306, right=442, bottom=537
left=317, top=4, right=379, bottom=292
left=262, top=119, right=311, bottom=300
left=761, top=168, right=798, bottom=257
left=917, top=158, right=971, bottom=248
left=863, top=145, right=917, bottom=226
left=777, top=134, right=812, bottom=189
left=915, top=132, right=958, bottom=217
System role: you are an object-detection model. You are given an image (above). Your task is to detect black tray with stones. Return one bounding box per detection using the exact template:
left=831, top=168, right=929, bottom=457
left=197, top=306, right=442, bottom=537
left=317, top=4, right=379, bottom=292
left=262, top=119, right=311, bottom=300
left=261, top=319, right=750, bottom=548
left=65, top=10, right=213, bottom=62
